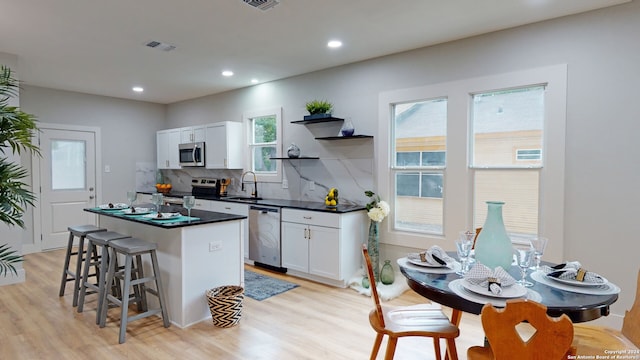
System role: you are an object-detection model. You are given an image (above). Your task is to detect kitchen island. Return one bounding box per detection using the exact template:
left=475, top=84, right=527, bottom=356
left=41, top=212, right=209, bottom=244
left=85, top=205, right=246, bottom=328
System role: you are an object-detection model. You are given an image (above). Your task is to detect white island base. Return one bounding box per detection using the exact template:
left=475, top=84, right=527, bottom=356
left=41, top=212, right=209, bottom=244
left=98, top=215, right=244, bottom=328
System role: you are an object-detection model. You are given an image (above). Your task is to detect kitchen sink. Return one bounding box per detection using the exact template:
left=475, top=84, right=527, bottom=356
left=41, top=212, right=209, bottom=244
left=227, top=196, right=262, bottom=202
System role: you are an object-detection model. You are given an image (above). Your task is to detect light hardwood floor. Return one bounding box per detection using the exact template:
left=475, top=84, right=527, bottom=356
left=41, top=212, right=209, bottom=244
left=0, top=249, right=487, bottom=359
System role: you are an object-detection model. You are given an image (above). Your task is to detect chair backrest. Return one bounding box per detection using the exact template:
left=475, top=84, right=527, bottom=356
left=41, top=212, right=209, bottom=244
left=481, top=299, right=574, bottom=360
left=621, top=269, right=640, bottom=347
left=362, top=244, right=385, bottom=327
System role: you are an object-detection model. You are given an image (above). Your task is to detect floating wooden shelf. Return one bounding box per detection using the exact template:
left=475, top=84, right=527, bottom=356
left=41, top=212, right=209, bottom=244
left=270, top=156, right=320, bottom=160
left=315, top=135, right=373, bottom=140
left=291, top=117, right=344, bottom=125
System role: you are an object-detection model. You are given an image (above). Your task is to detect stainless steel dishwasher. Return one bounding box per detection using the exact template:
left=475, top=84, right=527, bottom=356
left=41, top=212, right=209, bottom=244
left=249, top=205, right=285, bottom=272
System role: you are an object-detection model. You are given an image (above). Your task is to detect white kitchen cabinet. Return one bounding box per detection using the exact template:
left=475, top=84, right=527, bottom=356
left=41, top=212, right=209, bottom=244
left=281, top=208, right=366, bottom=287
left=156, top=128, right=181, bottom=169
left=210, top=200, right=249, bottom=260
left=137, top=193, right=153, bottom=204
left=205, top=121, right=243, bottom=169
left=180, top=125, right=206, bottom=144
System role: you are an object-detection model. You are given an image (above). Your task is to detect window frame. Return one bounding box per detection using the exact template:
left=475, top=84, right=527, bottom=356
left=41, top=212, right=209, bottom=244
left=377, top=65, right=567, bottom=262
left=243, top=106, right=283, bottom=183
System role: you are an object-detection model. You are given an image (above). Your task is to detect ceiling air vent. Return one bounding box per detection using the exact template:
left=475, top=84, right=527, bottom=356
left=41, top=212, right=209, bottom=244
left=145, top=40, right=176, bottom=52
left=243, top=0, right=280, bottom=11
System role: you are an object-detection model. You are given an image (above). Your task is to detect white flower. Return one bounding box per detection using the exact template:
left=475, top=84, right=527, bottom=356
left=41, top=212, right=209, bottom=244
left=378, top=200, right=390, bottom=216
left=365, top=190, right=390, bottom=222
left=368, top=207, right=385, bottom=222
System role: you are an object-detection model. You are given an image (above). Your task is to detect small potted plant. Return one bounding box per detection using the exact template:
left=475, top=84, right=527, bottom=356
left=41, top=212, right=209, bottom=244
left=304, top=100, right=333, bottom=120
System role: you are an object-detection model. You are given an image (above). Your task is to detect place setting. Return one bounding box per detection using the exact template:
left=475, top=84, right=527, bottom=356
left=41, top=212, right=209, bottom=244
left=449, top=262, right=542, bottom=307
left=531, top=261, right=621, bottom=295
left=397, top=245, right=461, bottom=274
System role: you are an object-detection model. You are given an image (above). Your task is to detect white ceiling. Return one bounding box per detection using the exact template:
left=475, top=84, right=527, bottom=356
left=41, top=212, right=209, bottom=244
left=0, top=0, right=629, bottom=104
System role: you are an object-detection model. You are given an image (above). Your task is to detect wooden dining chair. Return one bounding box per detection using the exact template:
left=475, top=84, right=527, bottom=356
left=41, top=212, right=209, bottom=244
left=572, top=269, right=640, bottom=354
left=361, top=245, right=459, bottom=360
left=467, top=299, right=575, bottom=360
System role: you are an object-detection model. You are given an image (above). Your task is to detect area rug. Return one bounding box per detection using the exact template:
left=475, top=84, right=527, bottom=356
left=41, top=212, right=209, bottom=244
left=244, top=270, right=299, bottom=301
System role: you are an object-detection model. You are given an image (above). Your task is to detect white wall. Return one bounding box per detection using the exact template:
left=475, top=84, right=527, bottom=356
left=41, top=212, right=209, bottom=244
left=19, top=86, right=166, bottom=249
left=165, top=1, right=640, bottom=321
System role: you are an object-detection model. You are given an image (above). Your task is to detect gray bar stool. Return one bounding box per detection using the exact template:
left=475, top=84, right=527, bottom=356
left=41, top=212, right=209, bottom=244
left=77, top=231, right=131, bottom=324
left=59, top=224, right=107, bottom=307
left=99, top=237, right=170, bottom=344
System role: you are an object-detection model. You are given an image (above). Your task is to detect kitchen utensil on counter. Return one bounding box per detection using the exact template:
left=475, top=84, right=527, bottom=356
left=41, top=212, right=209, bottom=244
left=219, top=178, right=230, bottom=196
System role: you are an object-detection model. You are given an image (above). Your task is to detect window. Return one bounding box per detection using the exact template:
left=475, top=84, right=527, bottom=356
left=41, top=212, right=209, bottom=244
left=378, top=65, right=567, bottom=252
left=392, top=98, right=447, bottom=234
left=243, top=107, right=283, bottom=183
left=471, top=86, right=545, bottom=235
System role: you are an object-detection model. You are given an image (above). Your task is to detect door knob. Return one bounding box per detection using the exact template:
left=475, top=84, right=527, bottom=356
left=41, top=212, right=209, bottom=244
left=89, top=187, right=94, bottom=191
left=89, top=195, right=95, bottom=199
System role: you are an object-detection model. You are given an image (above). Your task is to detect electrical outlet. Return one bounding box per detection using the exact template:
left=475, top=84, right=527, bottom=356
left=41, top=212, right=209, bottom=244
left=282, top=179, right=288, bottom=189
left=309, top=181, right=315, bottom=191
left=104, top=165, right=111, bottom=173
left=209, top=240, right=222, bottom=252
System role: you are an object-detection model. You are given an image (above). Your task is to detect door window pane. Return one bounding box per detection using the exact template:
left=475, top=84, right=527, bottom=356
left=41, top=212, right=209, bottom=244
left=51, top=140, right=86, bottom=190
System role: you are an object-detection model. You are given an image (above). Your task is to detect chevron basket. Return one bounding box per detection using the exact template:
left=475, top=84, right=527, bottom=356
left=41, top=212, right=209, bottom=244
left=206, top=286, right=244, bottom=328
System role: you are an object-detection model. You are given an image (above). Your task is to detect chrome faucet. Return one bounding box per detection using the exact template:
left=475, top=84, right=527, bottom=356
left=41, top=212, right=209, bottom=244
left=241, top=171, right=258, bottom=198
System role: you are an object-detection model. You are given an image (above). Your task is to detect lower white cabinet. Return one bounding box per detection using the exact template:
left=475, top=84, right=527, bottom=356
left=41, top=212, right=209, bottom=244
left=281, top=208, right=366, bottom=287
left=209, top=201, right=250, bottom=260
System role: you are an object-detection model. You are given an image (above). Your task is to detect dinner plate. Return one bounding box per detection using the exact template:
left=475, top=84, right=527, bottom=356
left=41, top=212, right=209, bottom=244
left=142, top=212, right=181, bottom=220
left=547, top=274, right=608, bottom=287
left=407, top=253, right=447, bottom=268
left=98, top=203, right=128, bottom=210
left=461, top=280, right=527, bottom=299
left=121, top=207, right=151, bottom=215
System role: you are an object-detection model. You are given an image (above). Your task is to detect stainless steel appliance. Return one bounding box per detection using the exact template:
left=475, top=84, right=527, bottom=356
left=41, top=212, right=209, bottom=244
left=191, top=177, right=219, bottom=197
left=179, top=142, right=205, bottom=167
left=249, top=205, right=285, bottom=272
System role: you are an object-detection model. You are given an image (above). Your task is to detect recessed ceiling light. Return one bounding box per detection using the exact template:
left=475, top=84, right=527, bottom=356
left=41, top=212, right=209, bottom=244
left=132, top=86, right=144, bottom=92
left=251, top=79, right=259, bottom=84
left=327, top=40, right=342, bottom=48
left=222, top=70, right=234, bottom=77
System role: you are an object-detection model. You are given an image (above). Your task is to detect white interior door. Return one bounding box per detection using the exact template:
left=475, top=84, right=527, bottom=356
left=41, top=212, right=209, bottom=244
left=39, top=128, right=97, bottom=250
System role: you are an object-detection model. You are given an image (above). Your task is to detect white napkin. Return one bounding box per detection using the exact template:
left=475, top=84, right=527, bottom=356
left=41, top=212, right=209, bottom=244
left=464, top=262, right=516, bottom=295
left=407, top=245, right=455, bottom=266
left=542, top=261, right=605, bottom=284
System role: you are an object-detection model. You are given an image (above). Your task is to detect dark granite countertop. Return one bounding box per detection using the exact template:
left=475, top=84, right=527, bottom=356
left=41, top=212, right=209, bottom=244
left=138, top=191, right=366, bottom=214
left=85, top=205, right=246, bottom=229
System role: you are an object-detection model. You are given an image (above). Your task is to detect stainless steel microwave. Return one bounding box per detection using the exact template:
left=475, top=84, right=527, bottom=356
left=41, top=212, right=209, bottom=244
left=178, top=142, right=205, bottom=167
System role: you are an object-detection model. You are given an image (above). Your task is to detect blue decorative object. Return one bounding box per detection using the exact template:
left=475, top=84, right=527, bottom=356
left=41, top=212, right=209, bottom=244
left=380, top=260, right=395, bottom=285
left=367, top=221, right=380, bottom=282
left=474, top=201, right=513, bottom=270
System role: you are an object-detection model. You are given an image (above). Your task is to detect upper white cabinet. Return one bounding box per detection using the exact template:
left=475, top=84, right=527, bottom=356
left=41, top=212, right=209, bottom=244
left=205, top=121, right=243, bottom=169
left=157, top=128, right=181, bottom=169
left=180, top=125, right=206, bottom=144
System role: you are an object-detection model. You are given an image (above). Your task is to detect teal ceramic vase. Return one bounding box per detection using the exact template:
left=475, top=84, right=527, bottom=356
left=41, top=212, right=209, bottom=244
left=367, top=221, right=380, bottom=283
left=380, top=260, right=395, bottom=285
left=474, top=201, right=513, bottom=270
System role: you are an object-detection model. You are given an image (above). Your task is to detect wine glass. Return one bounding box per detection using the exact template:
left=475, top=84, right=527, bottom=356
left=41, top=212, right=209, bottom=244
left=151, top=193, right=163, bottom=213
left=126, top=190, right=137, bottom=208
left=455, top=231, right=474, bottom=276
left=183, top=195, right=195, bottom=219
left=514, top=245, right=535, bottom=287
left=529, top=236, right=548, bottom=270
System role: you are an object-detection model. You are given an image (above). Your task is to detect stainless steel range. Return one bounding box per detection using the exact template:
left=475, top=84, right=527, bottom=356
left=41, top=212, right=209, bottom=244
left=191, top=177, right=220, bottom=197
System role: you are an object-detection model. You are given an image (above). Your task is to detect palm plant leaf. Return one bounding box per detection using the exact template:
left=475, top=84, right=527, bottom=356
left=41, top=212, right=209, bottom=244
left=0, top=243, right=23, bottom=277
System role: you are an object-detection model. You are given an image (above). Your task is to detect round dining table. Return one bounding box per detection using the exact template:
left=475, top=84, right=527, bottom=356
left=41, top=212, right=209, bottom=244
left=398, top=255, right=619, bottom=325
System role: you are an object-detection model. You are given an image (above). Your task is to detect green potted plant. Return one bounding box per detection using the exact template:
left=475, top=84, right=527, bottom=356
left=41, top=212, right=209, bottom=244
left=0, top=65, right=40, bottom=276
left=304, top=99, right=333, bottom=120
